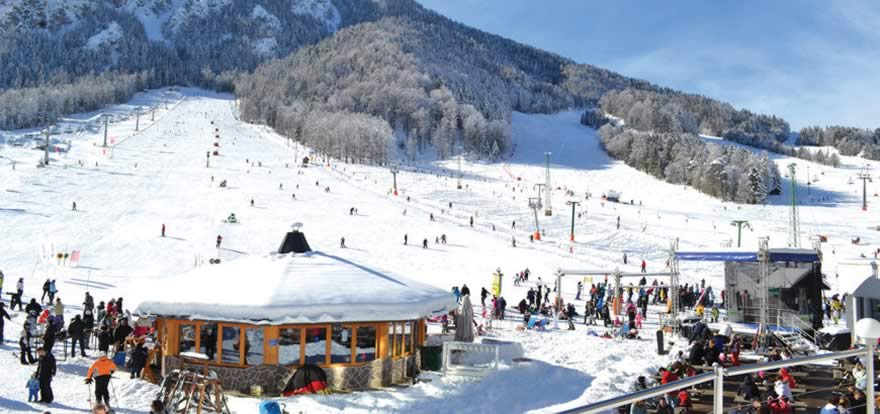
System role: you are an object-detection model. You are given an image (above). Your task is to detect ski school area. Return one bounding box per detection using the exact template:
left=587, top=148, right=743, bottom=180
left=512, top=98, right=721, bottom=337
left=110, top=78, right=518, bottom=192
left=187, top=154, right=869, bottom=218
left=0, top=88, right=879, bottom=413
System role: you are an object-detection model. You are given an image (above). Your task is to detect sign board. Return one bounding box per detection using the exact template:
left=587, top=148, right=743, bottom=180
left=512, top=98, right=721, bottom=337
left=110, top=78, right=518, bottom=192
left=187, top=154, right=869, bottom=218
left=492, top=272, right=502, bottom=297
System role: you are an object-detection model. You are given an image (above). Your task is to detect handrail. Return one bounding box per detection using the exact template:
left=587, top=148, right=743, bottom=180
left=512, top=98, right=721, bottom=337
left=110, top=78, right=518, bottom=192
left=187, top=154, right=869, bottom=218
left=559, top=347, right=868, bottom=414
left=556, top=372, right=716, bottom=414
left=724, top=348, right=864, bottom=377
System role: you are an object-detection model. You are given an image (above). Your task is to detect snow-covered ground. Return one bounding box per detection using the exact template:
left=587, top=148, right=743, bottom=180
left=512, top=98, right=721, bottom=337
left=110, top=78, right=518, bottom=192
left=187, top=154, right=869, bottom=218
left=0, top=89, right=877, bottom=413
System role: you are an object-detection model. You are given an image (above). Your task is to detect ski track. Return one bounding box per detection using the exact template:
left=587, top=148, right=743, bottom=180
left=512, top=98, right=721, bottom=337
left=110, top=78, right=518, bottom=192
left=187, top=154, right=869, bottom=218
left=0, top=90, right=877, bottom=413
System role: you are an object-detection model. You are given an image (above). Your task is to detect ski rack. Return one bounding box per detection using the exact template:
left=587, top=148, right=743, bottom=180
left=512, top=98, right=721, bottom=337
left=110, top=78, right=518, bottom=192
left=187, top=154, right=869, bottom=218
left=158, top=369, right=231, bottom=414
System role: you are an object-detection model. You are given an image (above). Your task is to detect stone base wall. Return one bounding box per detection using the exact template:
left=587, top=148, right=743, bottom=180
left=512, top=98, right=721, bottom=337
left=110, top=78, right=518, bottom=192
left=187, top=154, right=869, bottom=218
left=164, top=351, right=419, bottom=394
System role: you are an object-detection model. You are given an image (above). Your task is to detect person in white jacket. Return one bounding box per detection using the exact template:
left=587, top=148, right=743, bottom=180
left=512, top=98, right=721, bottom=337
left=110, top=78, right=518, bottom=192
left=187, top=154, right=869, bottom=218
left=774, top=376, right=793, bottom=401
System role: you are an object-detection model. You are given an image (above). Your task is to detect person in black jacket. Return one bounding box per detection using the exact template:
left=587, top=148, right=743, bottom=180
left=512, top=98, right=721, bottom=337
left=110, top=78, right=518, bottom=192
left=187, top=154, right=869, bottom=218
left=42, top=322, right=56, bottom=352
left=129, top=343, right=149, bottom=379
left=460, top=284, right=470, bottom=297
left=68, top=315, right=87, bottom=357
left=25, top=298, right=41, bottom=316
left=688, top=340, right=706, bottom=366
left=0, top=303, right=11, bottom=343
left=97, top=326, right=113, bottom=353
left=82, top=308, right=95, bottom=348
left=113, top=318, right=133, bottom=352
left=737, top=374, right=761, bottom=401
left=36, top=347, right=56, bottom=403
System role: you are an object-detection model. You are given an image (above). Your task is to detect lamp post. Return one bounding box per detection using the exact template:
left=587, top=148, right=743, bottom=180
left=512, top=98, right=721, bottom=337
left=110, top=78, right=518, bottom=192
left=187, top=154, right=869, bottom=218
left=390, top=165, right=400, bottom=196
left=566, top=200, right=580, bottom=242
left=856, top=318, right=880, bottom=413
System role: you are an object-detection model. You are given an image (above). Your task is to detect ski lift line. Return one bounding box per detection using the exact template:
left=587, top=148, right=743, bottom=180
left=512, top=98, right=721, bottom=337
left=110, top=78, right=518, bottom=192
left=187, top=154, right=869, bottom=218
left=558, top=269, right=673, bottom=278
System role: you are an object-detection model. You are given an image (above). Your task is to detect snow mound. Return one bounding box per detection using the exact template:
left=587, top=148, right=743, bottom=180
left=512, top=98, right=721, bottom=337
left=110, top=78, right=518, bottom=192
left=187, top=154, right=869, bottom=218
left=292, top=0, right=341, bottom=31
left=85, top=22, right=123, bottom=51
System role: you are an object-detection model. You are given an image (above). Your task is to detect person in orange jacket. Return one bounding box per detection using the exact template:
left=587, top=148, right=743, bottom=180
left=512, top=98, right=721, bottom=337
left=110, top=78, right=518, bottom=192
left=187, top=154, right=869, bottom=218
left=85, top=354, right=117, bottom=409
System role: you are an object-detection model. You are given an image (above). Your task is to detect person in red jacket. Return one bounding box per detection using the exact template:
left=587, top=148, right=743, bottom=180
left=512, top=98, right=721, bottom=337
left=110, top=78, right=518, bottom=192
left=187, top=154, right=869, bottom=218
left=659, top=367, right=679, bottom=406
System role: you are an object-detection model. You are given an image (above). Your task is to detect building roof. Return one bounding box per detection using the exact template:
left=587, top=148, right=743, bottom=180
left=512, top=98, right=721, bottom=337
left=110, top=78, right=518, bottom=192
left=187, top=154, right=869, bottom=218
left=133, top=250, right=457, bottom=324
left=676, top=248, right=820, bottom=263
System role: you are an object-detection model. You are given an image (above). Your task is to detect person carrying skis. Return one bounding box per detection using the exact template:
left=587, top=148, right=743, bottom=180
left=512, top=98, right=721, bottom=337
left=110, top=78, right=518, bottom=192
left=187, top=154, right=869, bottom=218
left=36, top=347, right=56, bottom=403
left=68, top=315, right=87, bottom=358
left=85, top=354, right=117, bottom=410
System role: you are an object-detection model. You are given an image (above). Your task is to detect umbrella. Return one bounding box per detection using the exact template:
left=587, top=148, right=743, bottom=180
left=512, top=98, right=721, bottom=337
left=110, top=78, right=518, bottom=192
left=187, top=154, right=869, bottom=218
left=455, top=294, right=475, bottom=342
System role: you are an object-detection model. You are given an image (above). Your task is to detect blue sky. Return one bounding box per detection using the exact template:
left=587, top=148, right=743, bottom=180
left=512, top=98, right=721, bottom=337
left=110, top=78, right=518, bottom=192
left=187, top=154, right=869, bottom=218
left=417, top=0, right=879, bottom=129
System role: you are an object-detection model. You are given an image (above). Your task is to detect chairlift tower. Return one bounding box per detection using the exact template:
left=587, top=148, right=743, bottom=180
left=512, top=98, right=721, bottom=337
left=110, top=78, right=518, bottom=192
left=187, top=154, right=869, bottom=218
left=528, top=197, right=542, bottom=241
left=390, top=165, right=400, bottom=196
left=43, top=124, right=53, bottom=165
left=730, top=220, right=749, bottom=248
left=787, top=163, right=801, bottom=248
left=135, top=107, right=142, bottom=131
left=858, top=166, right=872, bottom=211
left=103, top=115, right=110, bottom=147
left=457, top=150, right=463, bottom=190
left=544, top=152, right=552, bottom=216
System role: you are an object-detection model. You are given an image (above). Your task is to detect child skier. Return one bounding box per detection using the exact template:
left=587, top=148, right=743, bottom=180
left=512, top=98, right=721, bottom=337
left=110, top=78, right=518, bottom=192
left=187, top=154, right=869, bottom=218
left=26, top=373, right=39, bottom=402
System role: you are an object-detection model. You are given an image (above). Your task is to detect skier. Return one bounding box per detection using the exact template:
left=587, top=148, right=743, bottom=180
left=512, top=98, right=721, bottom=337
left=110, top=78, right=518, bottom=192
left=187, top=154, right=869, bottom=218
left=72, top=201, right=77, bottom=211
left=441, top=234, right=447, bottom=244
left=470, top=216, right=474, bottom=227
left=575, top=281, right=583, bottom=300
left=641, top=260, right=646, bottom=273
left=512, top=220, right=516, bottom=229
left=19, top=331, right=35, bottom=365
left=0, top=303, right=10, bottom=343
left=616, top=216, right=620, bottom=230
left=47, top=280, right=57, bottom=304
left=53, top=298, right=64, bottom=321
left=85, top=353, right=117, bottom=410
left=216, top=234, right=223, bottom=248
left=36, top=347, right=56, bottom=403
left=404, top=234, right=408, bottom=245
left=161, top=224, right=166, bottom=237
left=481, top=287, right=489, bottom=306
left=429, top=213, right=435, bottom=221
left=250, top=199, right=254, bottom=207
left=512, top=237, right=517, bottom=247
left=422, top=239, right=428, bottom=249
left=41, top=279, right=50, bottom=302
left=68, top=315, right=87, bottom=357
left=11, top=278, right=23, bottom=311
left=623, top=253, right=628, bottom=264
left=340, top=237, right=346, bottom=248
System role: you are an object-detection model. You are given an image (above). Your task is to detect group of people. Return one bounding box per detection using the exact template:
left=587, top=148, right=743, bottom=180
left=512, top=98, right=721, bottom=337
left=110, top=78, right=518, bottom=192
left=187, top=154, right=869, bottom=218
left=4, top=276, right=152, bottom=410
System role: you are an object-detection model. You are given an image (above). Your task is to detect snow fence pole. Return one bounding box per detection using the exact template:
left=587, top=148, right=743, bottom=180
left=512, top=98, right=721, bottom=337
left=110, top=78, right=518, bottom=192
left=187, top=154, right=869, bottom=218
left=712, top=363, right=723, bottom=414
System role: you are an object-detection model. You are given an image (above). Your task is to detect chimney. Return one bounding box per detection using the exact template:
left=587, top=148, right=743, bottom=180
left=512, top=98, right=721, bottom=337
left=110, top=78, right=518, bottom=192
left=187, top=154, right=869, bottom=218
left=278, top=223, right=311, bottom=254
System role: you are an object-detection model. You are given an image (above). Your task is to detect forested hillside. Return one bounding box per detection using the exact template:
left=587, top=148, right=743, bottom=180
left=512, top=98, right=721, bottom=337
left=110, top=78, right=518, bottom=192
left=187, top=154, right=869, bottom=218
left=0, top=0, right=386, bottom=130
left=799, top=126, right=880, bottom=160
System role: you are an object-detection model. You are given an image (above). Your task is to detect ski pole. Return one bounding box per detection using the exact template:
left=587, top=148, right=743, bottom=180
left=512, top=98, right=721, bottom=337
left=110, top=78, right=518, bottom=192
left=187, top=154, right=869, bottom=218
left=87, top=380, right=92, bottom=407
left=109, top=377, right=119, bottom=409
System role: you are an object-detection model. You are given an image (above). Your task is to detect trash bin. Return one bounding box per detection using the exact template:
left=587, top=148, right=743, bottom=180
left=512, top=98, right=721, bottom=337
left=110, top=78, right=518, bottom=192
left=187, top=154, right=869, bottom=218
left=420, top=346, right=443, bottom=371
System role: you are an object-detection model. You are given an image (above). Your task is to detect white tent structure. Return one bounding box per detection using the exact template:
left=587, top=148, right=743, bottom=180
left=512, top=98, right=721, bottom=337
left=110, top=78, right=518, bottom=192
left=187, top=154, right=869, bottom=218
left=835, top=258, right=880, bottom=343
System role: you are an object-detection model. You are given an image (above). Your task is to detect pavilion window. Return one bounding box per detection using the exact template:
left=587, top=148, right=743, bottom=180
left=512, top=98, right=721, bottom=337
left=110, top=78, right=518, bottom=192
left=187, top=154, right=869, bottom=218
left=245, top=327, right=264, bottom=365
left=304, top=326, right=327, bottom=365
left=179, top=324, right=197, bottom=354
left=387, top=323, right=394, bottom=358
left=220, top=325, right=242, bottom=364
left=393, top=322, right=404, bottom=357
left=403, top=321, right=412, bottom=355
left=355, top=325, right=377, bottom=362
left=279, top=327, right=303, bottom=366
left=200, top=323, right=218, bottom=361
left=330, top=324, right=353, bottom=364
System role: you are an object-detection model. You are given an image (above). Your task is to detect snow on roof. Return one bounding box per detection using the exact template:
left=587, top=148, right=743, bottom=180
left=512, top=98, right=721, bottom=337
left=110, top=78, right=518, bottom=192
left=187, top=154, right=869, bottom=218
left=133, top=251, right=457, bottom=324
left=834, top=258, right=880, bottom=296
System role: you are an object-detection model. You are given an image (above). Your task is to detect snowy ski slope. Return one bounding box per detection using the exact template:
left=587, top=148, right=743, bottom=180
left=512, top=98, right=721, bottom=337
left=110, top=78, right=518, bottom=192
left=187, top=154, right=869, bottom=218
left=0, top=89, right=877, bottom=413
